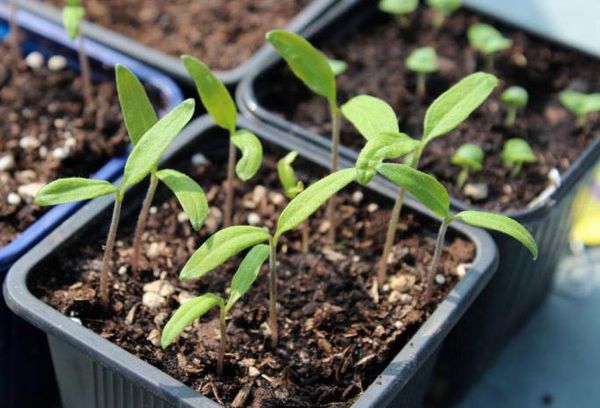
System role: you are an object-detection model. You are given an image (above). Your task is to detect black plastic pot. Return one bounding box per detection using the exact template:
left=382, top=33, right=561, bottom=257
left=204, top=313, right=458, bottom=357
left=236, top=0, right=600, bottom=401
left=16, top=0, right=338, bottom=87
left=4, top=116, right=498, bottom=408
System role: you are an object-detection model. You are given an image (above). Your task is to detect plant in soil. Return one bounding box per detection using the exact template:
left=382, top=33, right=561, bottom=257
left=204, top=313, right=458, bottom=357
left=183, top=55, right=263, bottom=228
left=467, top=23, right=512, bottom=71
left=405, top=46, right=439, bottom=98
left=501, top=138, right=537, bottom=178
left=62, top=0, right=94, bottom=112
left=378, top=0, right=418, bottom=27
left=501, top=86, right=528, bottom=127
left=179, top=167, right=358, bottom=348
left=451, top=143, right=484, bottom=188
left=427, top=0, right=461, bottom=28
left=161, top=244, right=270, bottom=376
left=266, top=30, right=343, bottom=243
left=342, top=72, right=498, bottom=285
left=35, top=68, right=197, bottom=307
left=559, top=90, right=600, bottom=129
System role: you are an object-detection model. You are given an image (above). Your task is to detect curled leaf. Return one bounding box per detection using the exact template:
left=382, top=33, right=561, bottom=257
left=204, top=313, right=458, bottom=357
left=156, top=169, right=208, bottom=231
left=356, top=132, right=419, bottom=184
left=36, top=178, right=118, bottom=206
left=277, top=151, right=304, bottom=199
left=231, top=130, right=263, bottom=181
left=341, top=95, right=399, bottom=141
left=225, top=244, right=270, bottom=313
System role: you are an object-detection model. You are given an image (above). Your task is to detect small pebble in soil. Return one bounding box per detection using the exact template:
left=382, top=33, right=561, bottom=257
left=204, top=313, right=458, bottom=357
left=47, top=55, right=68, bottom=72
left=147, top=329, right=161, bottom=346
left=17, top=183, right=44, bottom=200
left=435, top=274, right=446, bottom=285
left=25, top=52, right=44, bottom=70
left=142, top=292, right=166, bottom=309
left=367, top=203, right=379, bottom=213
left=191, top=153, right=209, bottom=166
left=0, top=154, right=15, bottom=171
left=463, top=183, right=489, bottom=201
left=247, top=212, right=261, bottom=226
left=144, top=280, right=175, bottom=297
left=65, top=136, right=77, bottom=148
left=455, top=263, right=472, bottom=279
left=252, top=185, right=267, bottom=205
left=54, top=118, right=67, bottom=129
left=118, top=266, right=127, bottom=276
left=176, top=211, right=189, bottom=224
left=205, top=207, right=223, bottom=233
left=268, top=191, right=285, bottom=206
left=7, top=193, right=21, bottom=206
left=52, top=146, right=70, bottom=160
left=352, top=190, right=364, bottom=204
left=149, top=206, right=157, bottom=215
left=177, top=291, right=196, bottom=305
left=39, top=146, right=48, bottom=158
left=400, top=293, right=413, bottom=304
left=19, top=136, right=40, bottom=150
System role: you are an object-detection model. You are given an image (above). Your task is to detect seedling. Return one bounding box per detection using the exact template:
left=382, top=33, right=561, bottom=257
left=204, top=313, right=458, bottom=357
left=502, top=138, right=537, bottom=178
left=115, top=66, right=208, bottom=273
left=371, top=163, right=537, bottom=302
left=405, top=46, right=438, bottom=98
left=342, top=72, right=498, bottom=285
left=427, top=0, right=461, bottom=28
left=451, top=143, right=484, bottom=188
left=468, top=23, right=512, bottom=71
left=378, top=0, right=418, bottom=27
left=266, top=30, right=342, bottom=242
left=35, top=66, right=197, bottom=307
left=559, top=90, right=600, bottom=128
left=183, top=56, right=263, bottom=228
left=179, top=167, right=358, bottom=348
left=62, top=0, right=93, bottom=111
left=501, top=86, right=528, bottom=127
left=277, top=151, right=309, bottom=252
left=161, top=245, right=270, bottom=376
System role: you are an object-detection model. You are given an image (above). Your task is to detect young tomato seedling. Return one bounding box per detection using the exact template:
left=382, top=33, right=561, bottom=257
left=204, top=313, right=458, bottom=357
left=378, top=0, right=419, bottom=27
left=502, top=138, right=537, bottom=178
left=451, top=143, right=484, bottom=188
left=342, top=72, right=498, bottom=285
left=36, top=67, right=197, bottom=307
left=161, top=245, right=270, bottom=376
left=559, top=90, right=600, bottom=129
left=501, top=86, right=528, bottom=127
left=277, top=151, right=309, bottom=252
left=62, top=0, right=93, bottom=112
left=182, top=56, right=263, bottom=228
left=405, top=46, right=439, bottom=98
left=179, top=167, right=359, bottom=348
left=468, top=23, right=512, bottom=71
left=266, top=30, right=343, bottom=243
left=427, top=0, right=461, bottom=28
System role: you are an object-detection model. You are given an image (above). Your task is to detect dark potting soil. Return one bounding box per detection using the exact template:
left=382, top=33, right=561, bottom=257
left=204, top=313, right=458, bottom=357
left=256, top=6, right=600, bottom=212
left=44, top=0, right=311, bottom=71
left=0, top=42, right=128, bottom=247
left=31, top=142, right=475, bottom=407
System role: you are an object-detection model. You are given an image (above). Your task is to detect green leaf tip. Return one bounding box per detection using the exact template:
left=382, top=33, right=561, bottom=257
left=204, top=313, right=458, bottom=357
left=156, top=169, right=208, bottom=231
left=341, top=95, right=399, bottom=141
left=62, top=0, right=85, bottom=40
left=231, top=130, right=263, bottom=181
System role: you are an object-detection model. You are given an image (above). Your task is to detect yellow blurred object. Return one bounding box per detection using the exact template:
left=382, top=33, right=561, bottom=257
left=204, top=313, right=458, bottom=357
left=571, top=166, right=600, bottom=246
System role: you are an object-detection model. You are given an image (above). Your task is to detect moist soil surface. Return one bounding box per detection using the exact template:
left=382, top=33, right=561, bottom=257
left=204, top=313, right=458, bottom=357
left=44, top=0, right=311, bottom=71
left=256, top=5, right=600, bottom=212
left=32, top=144, right=475, bottom=407
left=0, top=42, right=127, bottom=247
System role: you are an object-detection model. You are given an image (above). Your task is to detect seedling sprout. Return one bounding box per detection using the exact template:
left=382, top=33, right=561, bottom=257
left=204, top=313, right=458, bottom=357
left=378, top=0, right=418, bottom=27
left=183, top=55, right=263, bottom=228
left=277, top=151, right=309, bottom=252
left=501, top=86, right=528, bottom=127
left=427, top=0, right=461, bottom=28
left=559, top=90, right=600, bottom=128
left=405, top=46, right=439, bottom=98
left=468, top=23, right=512, bottom=71
left=451, top=143, right=484, bottom=188
left=502, top=138, right=537, bottom=178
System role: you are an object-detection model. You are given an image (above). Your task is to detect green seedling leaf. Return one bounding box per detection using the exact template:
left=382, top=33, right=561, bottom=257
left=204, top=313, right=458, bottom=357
left=378, top=0, right=418, bottom=15
left=405, top=47, right=438, bottom=74
left=341, top=95, right=399, bottom=140
left=427, top=0, right=461, bottom=14
left=276, top=168, right=357, bottom=239
left=328, top=58, right=348, bottom=77
left=451, top=143, right=484, bottom=171
left=468, top=23, right=512, bottom=55
left=231, top=130, right=263, bottom=181
left=455, top=210, right=538, bottom=258
left=266, top=30, right=336, bottom=105
left=559, top=91, right=600, bottom=117
left=356, top=132, right=419, bottom=184
left=182, top=55, right=237, bottom=133
left=180, top=226, right=271, bottom=280
left=501, top=138, right=537, bottom=166
left=156, top=169, right=208, bottom=231
left=225, top=244, right=270, bottom=313
left=160, top=293, right=222, bottom=348
left=121, top=99, right=195, bottom=190
left=36, top=178, right=118, bottom=206
left=423, top=72, right=498, bottom=143
left=62, top=0, right=84, bottom=40
left=376, top=163, right=450, bottom=217
left=277, top=151, right=304, bottom=199
left=116, top=64, right=157, bottom=145
left=501, top=86, right=528, bottom=108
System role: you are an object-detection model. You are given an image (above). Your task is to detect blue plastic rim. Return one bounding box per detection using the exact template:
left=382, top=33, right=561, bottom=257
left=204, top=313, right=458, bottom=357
left=0, top=4, right=183, bottom=272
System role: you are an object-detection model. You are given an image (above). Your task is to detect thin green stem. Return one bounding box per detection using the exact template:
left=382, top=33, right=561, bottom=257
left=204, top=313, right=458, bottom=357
left=509, top=162, right=522, bottom=178
left=217, top=305, right=227, bottom=377
left=505, top=107, right=517, bottom=127
left=457, top=167, right=469, bottom=189
left=416, top=73, right=427, bottom=99
left=576, top=114, right=588, bottom=129
left=100, top=194, right=123, bottom=308
left=423, top=217, right=450, bottom=303
left=485, top=54, right=495, bottom=72
left=326, top=104, right=342, bottom=243
left=131, top=173, right=159, bottom=273
left=224, top=136, right=236, bottom=227
left=269, top=240, right=278, bottom=348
